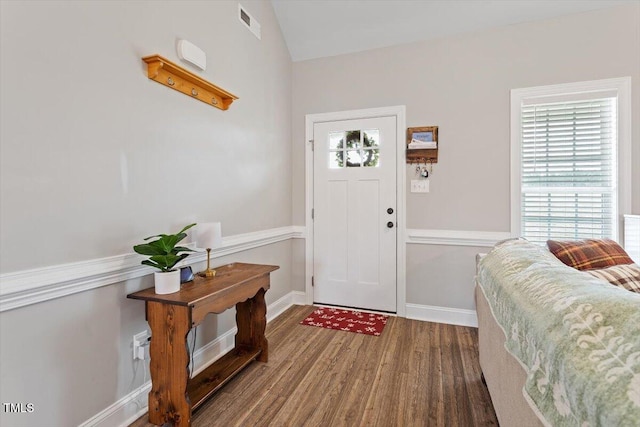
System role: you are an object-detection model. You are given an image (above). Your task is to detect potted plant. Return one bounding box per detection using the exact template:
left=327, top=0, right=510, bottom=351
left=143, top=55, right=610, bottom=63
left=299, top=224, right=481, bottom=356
left=133, top=223, right=196, bottom=294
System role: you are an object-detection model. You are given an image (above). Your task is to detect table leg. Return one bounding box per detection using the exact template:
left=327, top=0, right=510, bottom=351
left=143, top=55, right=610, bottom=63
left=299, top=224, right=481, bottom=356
left=147, top=301, right=192, bottom=426
left=235, top=288, right=268, bottom=362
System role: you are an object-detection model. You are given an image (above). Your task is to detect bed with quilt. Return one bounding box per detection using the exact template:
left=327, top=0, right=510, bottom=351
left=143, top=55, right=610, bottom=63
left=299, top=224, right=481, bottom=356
left=475, top=238, right=640, bottom=426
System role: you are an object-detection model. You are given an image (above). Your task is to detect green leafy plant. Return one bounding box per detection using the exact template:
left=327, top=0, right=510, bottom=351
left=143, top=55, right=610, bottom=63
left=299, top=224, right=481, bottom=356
left=133, top=223, right=196, bottom=272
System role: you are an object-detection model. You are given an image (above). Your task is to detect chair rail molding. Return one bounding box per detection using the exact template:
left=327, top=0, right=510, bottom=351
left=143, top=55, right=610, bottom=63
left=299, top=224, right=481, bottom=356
left=1, top=226, right=512, bottom=312
left=0, top=226, right=305, bottom=312
left=406, top=229, right=512, bottom=247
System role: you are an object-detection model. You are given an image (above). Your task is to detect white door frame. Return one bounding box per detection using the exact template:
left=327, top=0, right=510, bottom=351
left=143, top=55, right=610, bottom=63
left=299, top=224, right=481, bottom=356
left=304, top=105, right=406, bottom=316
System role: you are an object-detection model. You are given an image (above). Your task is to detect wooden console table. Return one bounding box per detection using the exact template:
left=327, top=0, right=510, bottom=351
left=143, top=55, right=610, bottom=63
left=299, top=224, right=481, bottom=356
left=127, top=262, right=279, bottom=426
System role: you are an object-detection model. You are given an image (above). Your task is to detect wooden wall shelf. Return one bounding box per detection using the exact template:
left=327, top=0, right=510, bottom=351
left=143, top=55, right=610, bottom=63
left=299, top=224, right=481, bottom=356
left=406, top=148, right=438, bottom=164
left=142, top=54, right=238, bottom=111
left=406, top=126, right=438, bottom=164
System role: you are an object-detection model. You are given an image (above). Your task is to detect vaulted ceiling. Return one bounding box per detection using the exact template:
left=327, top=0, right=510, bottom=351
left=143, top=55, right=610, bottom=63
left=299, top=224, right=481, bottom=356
left=271, top=0, right=634, bottom=62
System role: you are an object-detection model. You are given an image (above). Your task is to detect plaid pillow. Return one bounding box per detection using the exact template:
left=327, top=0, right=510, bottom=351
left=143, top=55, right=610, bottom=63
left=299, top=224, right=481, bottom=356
left=547, top=239, right=634, bottom=271
left=586, top=264, right=640, bottom=294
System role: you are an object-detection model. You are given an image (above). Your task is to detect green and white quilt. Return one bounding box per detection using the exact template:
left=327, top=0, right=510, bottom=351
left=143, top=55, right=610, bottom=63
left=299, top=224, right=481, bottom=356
left=478, top=239, right=640, bottom=426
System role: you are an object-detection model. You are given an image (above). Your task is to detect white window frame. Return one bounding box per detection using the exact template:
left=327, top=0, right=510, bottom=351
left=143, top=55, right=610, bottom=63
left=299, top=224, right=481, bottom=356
left=510, top=77, right=632, bottom=242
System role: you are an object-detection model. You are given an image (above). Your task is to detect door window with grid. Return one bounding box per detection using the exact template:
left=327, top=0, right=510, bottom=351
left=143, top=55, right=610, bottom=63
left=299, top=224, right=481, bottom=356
left=328, top=129, right=380, bottom=168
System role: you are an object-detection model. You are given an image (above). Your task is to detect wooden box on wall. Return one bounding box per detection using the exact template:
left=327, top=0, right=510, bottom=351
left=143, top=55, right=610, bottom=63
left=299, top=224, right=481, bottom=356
left=406, top=126, right=438, bottom=164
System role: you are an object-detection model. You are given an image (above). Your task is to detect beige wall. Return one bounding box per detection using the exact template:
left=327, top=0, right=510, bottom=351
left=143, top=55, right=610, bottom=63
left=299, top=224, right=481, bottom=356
left=292, top=4, right=640, bottom=310
left=0, top=0, right=292, bottom=273
left=0, top=1, right=294, bottom=425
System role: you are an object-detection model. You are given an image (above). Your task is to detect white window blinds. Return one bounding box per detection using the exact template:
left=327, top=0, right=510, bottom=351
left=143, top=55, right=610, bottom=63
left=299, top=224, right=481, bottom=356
left=520, top=97, right=617, bottom=244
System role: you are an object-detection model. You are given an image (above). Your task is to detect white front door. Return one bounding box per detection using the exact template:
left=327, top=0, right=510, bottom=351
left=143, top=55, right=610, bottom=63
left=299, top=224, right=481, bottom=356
left=313, top=116, right=397, bottom=312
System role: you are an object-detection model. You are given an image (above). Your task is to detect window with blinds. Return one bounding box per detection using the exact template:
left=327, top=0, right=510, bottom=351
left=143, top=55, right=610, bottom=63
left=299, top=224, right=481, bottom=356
left=520, top=97, right=617, bottom=244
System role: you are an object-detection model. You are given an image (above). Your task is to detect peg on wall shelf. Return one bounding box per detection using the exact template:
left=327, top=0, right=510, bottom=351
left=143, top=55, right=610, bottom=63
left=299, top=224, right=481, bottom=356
left=408, top=157, right=432, bottom=164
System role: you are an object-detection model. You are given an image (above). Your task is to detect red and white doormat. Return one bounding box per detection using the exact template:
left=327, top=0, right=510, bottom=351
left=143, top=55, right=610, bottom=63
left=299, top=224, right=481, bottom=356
left=300, top=307, right=388, bottom=336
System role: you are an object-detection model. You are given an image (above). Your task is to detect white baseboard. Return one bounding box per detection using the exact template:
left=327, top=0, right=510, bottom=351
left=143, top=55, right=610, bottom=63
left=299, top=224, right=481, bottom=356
left=290, top=290, right=307, bottom=306
left=405, top=303, right=478, bottom=327
left=80, top=290, right=306, bottom=427
left=78, top=381, right=150, bottom=427
left=267, top=291, right=307, bottom=322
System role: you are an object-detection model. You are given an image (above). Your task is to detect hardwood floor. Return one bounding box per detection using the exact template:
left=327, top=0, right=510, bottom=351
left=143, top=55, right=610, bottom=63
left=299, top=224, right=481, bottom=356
left=131, top=305, right=498, bottom=427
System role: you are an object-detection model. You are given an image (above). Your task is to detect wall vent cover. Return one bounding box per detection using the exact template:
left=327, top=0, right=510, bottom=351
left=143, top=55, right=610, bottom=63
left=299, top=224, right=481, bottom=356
left=238, top=4, right=261, bottom=40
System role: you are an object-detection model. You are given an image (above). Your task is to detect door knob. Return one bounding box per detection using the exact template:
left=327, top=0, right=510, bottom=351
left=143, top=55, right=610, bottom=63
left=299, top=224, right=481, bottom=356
left=387, top=208, right=394, bottom=214
left=387, top=221, right=394, bottom=228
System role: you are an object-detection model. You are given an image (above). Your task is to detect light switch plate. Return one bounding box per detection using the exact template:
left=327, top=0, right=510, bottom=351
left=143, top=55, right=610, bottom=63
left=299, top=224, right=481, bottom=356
left=410, top=179, right=430, bottom=193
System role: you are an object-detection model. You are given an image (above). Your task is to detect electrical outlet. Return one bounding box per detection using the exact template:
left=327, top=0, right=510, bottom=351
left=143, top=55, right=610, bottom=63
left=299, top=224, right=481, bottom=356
left=133, top=330, right=150, bottom=360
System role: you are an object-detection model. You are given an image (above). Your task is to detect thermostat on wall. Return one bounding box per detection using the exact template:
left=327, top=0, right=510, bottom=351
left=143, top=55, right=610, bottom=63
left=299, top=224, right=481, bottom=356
left=177, top=39, right=206, bottom=70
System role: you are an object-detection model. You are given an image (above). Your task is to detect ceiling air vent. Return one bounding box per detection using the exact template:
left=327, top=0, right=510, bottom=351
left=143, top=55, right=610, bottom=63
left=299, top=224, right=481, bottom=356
left=238, top=4, right=261, bottom=40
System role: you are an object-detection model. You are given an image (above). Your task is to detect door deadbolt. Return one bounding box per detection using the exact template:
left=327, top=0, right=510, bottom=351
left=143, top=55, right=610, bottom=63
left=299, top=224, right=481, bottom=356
left=387, top=221, right=394, bottom=228
left=387, top=208, right=394, bottom=214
